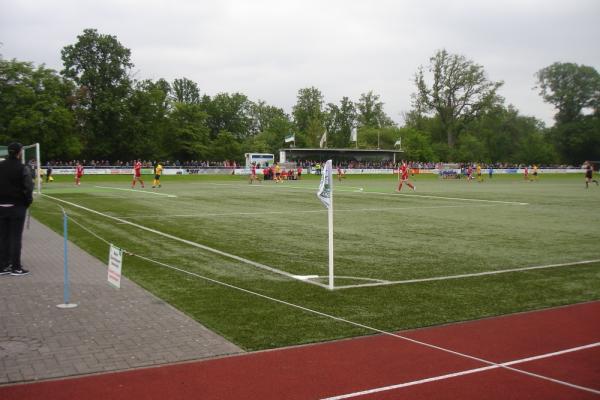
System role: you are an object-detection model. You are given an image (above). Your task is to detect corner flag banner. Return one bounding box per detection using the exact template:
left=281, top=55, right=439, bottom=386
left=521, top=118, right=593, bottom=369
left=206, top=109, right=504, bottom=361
left=317, top=159, right=332, bottom=208
left=350, top=127, right=357, bottom=142
left=107, top=244, right=123, bottom=289
left=284, top=134, right=295, bottom=143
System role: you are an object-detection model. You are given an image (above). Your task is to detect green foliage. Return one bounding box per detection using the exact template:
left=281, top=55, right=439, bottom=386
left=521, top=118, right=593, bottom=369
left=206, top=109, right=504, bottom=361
left=549, top=116, right=600, bottom=164
left=61, top=28, right=134, bottom=159
left=210, top=130, right=243, bottom=161
left=356, top=91, right=393, bottom=128
left=398, top=127, right=436, bottom=162
left=169, top=103, right=211, bottom=161
left=292, top=87, right=324, bottom=135
left=536, top=62, right=600, bottom=163
left=171, top=77, right=200, bottom=104
left=413, top=49, right=503, bottom=148
left=202, top=92, right=253, bottom=140
left=0, top=59, right=81, bottom=160
left=7, top=28, right=592, bottom=165
left=536, top=62, right=600, bottom=124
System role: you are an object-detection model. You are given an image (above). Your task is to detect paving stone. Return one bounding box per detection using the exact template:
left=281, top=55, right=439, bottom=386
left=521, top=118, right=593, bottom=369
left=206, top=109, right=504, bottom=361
left=0, top=218, right=242, bottom=384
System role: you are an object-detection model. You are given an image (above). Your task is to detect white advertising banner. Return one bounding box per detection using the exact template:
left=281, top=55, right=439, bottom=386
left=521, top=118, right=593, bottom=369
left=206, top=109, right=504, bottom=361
left=107, top=244, right=123, bottom=289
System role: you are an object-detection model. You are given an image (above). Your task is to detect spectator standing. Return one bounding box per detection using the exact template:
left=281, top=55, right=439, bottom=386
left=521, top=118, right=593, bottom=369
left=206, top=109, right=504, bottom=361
left=0, top=143, right=34, bottom=276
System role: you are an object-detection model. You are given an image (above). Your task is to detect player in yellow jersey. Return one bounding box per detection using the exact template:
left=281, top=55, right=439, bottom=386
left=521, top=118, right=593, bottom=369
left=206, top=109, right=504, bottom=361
left=274, top=162, right=282, bottom=183
left=152, top=162, right=163, bottom=188
left=476, top=164, right=483, bottom=182
left=531, top=164, right=539, bottom=181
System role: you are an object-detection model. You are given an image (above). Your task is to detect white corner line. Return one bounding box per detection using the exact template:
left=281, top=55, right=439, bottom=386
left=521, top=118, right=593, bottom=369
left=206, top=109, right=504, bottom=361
left=333, top=259, right=600, bottom=290
left=41, top=194, right=327, bottom=288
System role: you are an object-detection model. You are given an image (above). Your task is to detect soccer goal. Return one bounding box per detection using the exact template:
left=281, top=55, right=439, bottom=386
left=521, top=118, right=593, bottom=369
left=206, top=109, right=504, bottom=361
left=23, top=143, right=42, bottom=194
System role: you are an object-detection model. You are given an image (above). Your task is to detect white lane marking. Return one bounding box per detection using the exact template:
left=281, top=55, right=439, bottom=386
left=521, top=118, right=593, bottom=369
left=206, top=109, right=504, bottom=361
left=95, top=185, right=177, bottom=198
left=42, top=194, right=327, bottom=288
left=321, top=342, right=600, bottom=399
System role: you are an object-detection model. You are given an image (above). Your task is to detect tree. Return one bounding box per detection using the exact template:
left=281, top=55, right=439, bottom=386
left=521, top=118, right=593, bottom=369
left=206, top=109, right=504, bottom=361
left=201, top=93, right=253, bottom=140
left=210, top=130, right=243, bottom=162
left=413, top=49, right=503, bottom=148
left=0, top=59, right=81, bottom=160
left=536, top=62, right=600, bottom=124
left=61, top=28, right=133, bottom=158
left=246, top=101, right=294, bottom=153
left=398, top=127, right=436, bottom=162
left=121, top=79, right=171, bottom=160
left=171, top=77, right=200, bottom=104
left=292, top=87, right=324, bottom=136
left=356, top=91, right=392, bottom=128
left=169, top=103, right=211, bottom=161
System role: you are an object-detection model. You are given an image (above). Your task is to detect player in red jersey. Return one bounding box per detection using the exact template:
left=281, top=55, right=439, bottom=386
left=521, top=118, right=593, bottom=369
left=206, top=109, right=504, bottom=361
left=337, top=166, right=346, bottom=182
left=466, top=164, right=473, bottom=181
left=396, top=161, right=415, bottom=192
left=75, top=162, right=84, bottom=186
left=131, top=160, right=145, bottom=188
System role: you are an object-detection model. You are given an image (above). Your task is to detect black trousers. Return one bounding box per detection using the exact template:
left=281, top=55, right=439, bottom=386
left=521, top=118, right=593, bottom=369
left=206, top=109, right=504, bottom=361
left=0, top=205, right=27, bottom=269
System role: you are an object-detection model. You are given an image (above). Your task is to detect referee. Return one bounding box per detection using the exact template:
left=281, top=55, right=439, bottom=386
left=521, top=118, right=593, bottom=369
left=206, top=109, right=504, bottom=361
left=0, top=143, right=34, bottom=276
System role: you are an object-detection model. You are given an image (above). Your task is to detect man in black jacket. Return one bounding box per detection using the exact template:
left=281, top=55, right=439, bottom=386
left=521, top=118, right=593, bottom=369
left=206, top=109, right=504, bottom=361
left=0, top=143, right=34, bottom=276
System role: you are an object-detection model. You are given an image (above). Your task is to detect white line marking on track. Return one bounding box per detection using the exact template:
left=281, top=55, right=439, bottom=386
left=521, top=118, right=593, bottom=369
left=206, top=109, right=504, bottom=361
left=334, top=259, right=600, bottom=289
left=42, top=194, right=327, bottom=288
left=321, top=342, right=600, bottom=399
left=94, top=185, right=177, bottom=197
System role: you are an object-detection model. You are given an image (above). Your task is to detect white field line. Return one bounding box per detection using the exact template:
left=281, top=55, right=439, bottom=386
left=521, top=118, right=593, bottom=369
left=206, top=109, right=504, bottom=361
left=111, top=204, right=495, bottom=220
left=41, top=194, right=328, bottom=289
left=321, top=342, right=600, bottom=399
left=205, top=182, right=529, bottom=205
left=94, top=185, right=177, bottom=198
left=41, top=212, right=600, bottom=397
left=333, top=259, right=600, bottom=290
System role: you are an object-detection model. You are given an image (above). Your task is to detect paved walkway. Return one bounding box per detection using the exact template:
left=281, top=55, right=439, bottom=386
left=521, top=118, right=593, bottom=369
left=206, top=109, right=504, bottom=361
left=0, top=218, right=243, bottom=384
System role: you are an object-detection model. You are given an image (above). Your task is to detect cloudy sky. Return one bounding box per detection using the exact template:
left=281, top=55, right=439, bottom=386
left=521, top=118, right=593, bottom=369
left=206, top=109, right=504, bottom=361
left=1, top=0, right=599, bottom=126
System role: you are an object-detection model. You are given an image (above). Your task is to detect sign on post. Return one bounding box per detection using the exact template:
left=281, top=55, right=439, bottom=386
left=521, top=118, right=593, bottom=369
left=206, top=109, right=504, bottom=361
left=107, top=244, right=123, bottom=289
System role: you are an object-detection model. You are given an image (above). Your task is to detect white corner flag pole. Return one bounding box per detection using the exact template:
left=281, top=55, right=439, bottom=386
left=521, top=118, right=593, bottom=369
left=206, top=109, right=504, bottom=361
left=317, top=159, right=334, bottom=290
left=328, top=174, right=334, bottom=290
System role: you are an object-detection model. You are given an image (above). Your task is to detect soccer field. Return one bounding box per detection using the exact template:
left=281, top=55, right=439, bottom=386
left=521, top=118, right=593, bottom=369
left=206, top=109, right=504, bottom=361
left=32, top=173, right=600, bottom=350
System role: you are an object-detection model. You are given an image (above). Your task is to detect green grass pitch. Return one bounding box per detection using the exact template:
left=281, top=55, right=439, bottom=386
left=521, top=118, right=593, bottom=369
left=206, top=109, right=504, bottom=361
left=31, top=173, right=600, bottom=350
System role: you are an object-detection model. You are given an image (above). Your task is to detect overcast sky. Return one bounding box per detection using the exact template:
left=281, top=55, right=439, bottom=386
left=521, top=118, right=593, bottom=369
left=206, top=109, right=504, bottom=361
left=1, top=0, right=599, bottom=126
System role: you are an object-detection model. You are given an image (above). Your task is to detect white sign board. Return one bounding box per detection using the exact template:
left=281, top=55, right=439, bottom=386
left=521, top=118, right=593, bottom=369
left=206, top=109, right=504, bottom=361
left=107, top=245, right=123, bottom=289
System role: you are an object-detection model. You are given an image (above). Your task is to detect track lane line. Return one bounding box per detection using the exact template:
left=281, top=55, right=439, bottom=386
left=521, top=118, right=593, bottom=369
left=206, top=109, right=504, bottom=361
left=321, top=342, right=600, bottom=399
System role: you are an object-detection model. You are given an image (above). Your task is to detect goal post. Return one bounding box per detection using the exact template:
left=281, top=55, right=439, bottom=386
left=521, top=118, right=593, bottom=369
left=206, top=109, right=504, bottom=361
left=22, top=143, right=42, bottom=195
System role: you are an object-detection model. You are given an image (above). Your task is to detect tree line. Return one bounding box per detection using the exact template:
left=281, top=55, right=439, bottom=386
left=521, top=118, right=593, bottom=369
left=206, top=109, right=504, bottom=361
left=1, top=28, right=599, bottom=165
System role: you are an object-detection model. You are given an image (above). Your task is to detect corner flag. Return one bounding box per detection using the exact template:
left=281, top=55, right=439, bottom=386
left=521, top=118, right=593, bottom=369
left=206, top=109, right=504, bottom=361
left=316, top=159, right=334, bottom=289
left=317, top=160, right=332, bottom=208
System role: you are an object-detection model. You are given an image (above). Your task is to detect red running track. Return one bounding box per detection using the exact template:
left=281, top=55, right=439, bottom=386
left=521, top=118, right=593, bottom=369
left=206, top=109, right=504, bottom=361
left=1, top=301, right=599, bottom=400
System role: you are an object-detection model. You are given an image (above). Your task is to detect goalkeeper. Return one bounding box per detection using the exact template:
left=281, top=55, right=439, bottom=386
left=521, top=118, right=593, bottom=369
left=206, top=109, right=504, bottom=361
left=152, top=161, right=163, bottom=188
